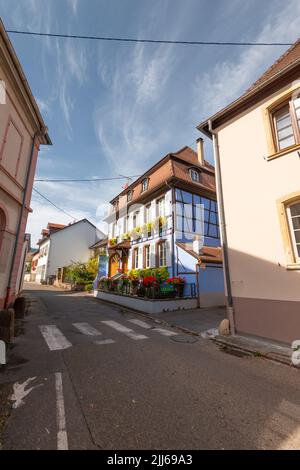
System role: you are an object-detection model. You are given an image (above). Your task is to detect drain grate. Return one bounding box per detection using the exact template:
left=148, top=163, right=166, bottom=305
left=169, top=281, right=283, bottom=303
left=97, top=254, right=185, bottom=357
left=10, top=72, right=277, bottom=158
left=171, top=335, right=198, bottom=344
left=219, top=346, right=251, bottom=358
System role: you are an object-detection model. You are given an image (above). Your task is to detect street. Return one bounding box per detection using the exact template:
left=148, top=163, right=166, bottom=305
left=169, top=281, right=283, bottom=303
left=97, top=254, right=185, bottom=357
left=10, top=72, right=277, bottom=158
left=0, top=283, right=300, bottom=450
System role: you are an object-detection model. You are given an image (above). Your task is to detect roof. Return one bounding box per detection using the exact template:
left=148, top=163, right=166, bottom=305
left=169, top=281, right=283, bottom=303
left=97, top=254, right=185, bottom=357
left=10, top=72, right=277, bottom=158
left=247, top=39, right=300, bottom=91
left=176, top=241, right=223, bottom=264
left=108, top=146, right=216, bottom=215
left=89, top=238, right=108, bottom=249
left=198, top=38, right=300, bottom=137
left=38, top=219, right=104, bottom=246
left=47, top=223, right=67, bottom=230
left=0, top=19, right=51, bottom=145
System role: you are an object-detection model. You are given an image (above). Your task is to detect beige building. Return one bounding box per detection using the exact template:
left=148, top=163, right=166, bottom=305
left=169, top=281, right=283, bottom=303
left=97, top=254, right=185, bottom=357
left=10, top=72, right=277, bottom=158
left=0, top=19, right=51, bottom=308
left=198, top=39, right=300, bottom=344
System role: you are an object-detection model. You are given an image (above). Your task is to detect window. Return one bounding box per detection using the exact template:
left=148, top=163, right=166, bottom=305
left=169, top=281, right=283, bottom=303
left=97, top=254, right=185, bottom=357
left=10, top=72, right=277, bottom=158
left=273, top=94, right=300, bottom=151
left=175, top=189, right=219, bottom=242
left=144, top=245, right=150, bottom=268
left=133, top=247, right=139, bottom=269
left=189, top=168, right=200, bottom=182
left=141, top=178, right=149, bottom=192
left=157, top=197, right=165, bottom=217
left=133, top=211, right=139, bottom=228
left=127, top=191, right=133, bottom=202
left=158, top=242, right=167, bottom=267
left=287, top=201, right=300, bottom=261
left=124, top=215, right=129, bottom=233
left=145, top=204, right=151, bottom=223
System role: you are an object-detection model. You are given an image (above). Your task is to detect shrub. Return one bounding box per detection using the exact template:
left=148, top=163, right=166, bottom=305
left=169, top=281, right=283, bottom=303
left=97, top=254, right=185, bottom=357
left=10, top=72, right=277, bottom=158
left=85, top=283, right=93, bottom=292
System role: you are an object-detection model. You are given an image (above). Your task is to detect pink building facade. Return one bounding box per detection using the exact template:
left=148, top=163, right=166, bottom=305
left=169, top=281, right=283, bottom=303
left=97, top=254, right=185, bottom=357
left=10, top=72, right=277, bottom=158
left=0, top=20, right=51, bottom=308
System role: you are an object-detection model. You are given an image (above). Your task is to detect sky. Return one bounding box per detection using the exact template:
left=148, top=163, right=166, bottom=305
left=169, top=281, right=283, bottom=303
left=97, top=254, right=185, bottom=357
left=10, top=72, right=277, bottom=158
left=0, top=0, right=299, bottom=246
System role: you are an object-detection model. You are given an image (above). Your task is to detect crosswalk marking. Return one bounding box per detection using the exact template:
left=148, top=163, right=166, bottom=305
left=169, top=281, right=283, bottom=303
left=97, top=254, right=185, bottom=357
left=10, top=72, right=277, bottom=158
left=39, top=325, right=72, bottom=351
left=101, top=320, right=149, bottom=341
left=73, top=322, right=102, bottom=336
left=128, top=318, right=178, bottom=337
left=94, top=339, right=115, bottom=345
left=128, top=318, right=152, bottom=329
left=152, top=327, right=178, bottom=337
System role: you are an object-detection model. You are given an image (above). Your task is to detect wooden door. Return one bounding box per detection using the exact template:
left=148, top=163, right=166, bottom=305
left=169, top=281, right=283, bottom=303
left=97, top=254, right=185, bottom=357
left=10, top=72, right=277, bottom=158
left=109, top=255, right=119, bottom=277
left=122, top=256, right=128, bottom=273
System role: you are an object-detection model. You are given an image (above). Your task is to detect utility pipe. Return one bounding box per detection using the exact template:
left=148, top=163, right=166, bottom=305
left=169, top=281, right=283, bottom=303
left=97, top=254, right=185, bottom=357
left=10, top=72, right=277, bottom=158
left=208, top=120, right=235, bottom=334
left=4, top=130, right=41, bottom=307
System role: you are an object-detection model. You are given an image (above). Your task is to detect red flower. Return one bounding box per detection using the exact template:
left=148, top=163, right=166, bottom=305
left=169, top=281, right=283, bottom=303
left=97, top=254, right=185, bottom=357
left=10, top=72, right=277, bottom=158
left=167, top=276, right=185, bottom=285
left=143, top=276, right=158, bottom=287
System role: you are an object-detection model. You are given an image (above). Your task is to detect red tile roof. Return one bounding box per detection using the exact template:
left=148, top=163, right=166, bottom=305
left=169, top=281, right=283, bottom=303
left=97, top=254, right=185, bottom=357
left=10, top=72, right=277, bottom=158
left=247, top=39, right=300, bottom=92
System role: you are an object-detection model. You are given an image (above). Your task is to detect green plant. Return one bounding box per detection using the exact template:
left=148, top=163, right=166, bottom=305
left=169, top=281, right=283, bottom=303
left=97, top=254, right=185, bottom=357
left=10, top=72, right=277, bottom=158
left=64, top=258, right=98, bottom=286
left=85, top=283, right=93, bottom=292
left=121, top=233, right=131, bottom=240
left=109, top=238, right=117, bottom=246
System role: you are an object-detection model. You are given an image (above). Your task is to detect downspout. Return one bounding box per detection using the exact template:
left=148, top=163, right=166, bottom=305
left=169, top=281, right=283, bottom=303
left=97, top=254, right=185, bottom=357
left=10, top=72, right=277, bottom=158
left=171, top=186, right=175, bottom=277
left=208, top=119, right=235, bottom=334
left=196, top=263, right=201, bottom=308
left=4, top=130, right=41, bottom=307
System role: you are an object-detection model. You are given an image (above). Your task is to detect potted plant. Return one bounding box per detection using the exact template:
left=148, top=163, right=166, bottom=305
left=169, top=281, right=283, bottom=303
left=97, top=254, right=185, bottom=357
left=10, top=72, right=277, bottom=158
left=109, top=238, right=117, bottom=246
left=130, top=227, right=142, bottom=241
left=143, top=275, right=159, bottom=298
left=167, top=276, right=185, bottom=297
left=128, top=269, right=140, bottom=295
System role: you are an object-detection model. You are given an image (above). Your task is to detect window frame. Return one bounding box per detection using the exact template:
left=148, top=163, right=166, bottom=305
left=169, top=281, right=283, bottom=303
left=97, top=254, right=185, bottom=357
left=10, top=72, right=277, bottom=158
left=264, top=86, right=300, bottom=160
left=157, top=241, right=167, bottom=267
left=127, top=190, right=133, bottom=202
left=141, top=178, right=149, bottom=193
left=272, top=98, right=300, bottom=152
left=277, top=191, right=300, bottom=269
left=133, top=247, right=139, bottom=269
left=189, top=168, right=200, bottom=182
left=143, top=244, right=150, bottom=268
left=287, top=202, right=300, bottom=263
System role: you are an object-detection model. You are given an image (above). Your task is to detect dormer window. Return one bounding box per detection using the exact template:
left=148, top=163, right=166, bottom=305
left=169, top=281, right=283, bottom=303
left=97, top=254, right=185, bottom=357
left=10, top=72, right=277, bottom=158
left=141, top=178, right=149, bottom=193
left=127, top=190, right=133, bottom=202
left=189, top=169, right=200, bottom=182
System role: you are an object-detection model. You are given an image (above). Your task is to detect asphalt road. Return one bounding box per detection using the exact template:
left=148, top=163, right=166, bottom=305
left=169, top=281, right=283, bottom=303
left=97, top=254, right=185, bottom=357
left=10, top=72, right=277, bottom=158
left=1, top=283, right=300, bottom=450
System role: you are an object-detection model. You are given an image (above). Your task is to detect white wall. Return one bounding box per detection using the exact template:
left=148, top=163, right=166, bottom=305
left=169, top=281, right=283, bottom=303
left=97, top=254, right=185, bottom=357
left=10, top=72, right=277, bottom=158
left=43, top=221, right=103, bottom=280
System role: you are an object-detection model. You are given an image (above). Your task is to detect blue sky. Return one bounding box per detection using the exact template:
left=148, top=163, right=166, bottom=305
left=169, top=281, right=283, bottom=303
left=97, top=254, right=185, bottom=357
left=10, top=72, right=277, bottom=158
left=0, top=0, right=299, bottom=245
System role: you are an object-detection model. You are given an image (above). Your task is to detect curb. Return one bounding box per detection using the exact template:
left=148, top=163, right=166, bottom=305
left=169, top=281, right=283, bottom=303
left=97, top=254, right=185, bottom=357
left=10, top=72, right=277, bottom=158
left=212, top=336, right=296, bottom=368
left=89, top=294, right=297, bottom=368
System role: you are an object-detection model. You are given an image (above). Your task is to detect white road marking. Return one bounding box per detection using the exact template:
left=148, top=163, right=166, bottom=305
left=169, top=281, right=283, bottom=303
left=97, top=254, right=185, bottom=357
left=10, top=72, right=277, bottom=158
left=152, top=327, right=178, bottom=337
left=55, top=372, right=68, bottom=451
left=128, top=319, right=178, bottom=337
left=72, top=322, right=102, bottom=336
left=39, top=325, right=72, bottom=351
left=11, top=377, right=43, bottom=409
left=94, top=339, right=115, bottom=345
left=128, top=318, right=152, bottom=329
left=101, top=320, right=148, bottom=340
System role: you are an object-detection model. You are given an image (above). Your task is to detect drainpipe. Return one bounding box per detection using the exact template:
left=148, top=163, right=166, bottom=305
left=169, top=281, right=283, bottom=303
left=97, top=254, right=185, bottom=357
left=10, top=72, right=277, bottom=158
left=171, top=186, right=176, bottom=277
left=196, top=263, right=201, bottom=308
left=208, top=119, right=235, bottom=334
left=4, top=129, right=43, bottom=308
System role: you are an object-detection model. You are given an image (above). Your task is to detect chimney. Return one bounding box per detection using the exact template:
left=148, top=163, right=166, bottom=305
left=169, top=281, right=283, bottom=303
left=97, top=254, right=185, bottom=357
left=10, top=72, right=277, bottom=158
left=196, top=137, right=204, bottom=166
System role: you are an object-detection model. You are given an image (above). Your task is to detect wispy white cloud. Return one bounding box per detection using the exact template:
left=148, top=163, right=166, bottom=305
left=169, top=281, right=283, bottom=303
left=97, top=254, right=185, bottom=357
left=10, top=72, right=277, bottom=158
left=193, top=0, right=300, bottom=121
left=95, top=41, right=177, bottom=174
left=67, top=0, right=78, bottom=16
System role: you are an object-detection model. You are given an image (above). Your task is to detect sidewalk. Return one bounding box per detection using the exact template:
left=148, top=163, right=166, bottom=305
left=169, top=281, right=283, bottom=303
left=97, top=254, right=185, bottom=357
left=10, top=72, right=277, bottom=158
left=144, top=305, right=294, bottom=367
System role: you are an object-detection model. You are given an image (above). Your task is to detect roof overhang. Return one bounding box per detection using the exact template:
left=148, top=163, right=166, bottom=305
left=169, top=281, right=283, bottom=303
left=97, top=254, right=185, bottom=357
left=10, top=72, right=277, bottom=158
left=0, top=19, right=51, bottom=145
left=197, top=59, right=300, bottom=138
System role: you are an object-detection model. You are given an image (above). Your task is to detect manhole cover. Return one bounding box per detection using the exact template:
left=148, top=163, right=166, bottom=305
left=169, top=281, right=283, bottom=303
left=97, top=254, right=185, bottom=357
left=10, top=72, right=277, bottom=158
left=171, top=335, right=198, bottom=344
